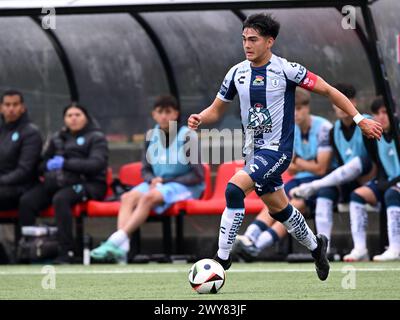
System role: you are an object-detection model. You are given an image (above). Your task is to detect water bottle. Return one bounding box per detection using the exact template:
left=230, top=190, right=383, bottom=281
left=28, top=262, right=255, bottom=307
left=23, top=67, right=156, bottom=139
left=83, top=234, right=92, bottom=266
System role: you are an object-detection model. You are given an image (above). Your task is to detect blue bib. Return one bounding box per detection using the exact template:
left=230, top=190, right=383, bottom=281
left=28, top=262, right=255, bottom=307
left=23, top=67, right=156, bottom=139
left=333, top=116, right=369, bottom=164
left=294, top=115, right=329, bottom=179
left=147, top=125, right=192, bottom=179
left=377, top=136, right=400, bottom=181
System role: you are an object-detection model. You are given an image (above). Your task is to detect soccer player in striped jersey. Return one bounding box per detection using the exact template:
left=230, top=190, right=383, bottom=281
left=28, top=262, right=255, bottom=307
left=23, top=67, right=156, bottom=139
left=188, top=13, right=382, bottom=281
left=232, top=88, right=333, bottom=261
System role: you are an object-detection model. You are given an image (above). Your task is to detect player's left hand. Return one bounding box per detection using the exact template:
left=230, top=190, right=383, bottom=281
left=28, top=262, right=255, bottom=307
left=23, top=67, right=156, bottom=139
left=358, top=118, right=383, bottom=140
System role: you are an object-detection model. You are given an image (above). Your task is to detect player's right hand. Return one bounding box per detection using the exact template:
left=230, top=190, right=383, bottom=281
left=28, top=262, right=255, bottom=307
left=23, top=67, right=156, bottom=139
left=188, top=114, right=202, bottom=130
left=358, top=118, right=383, bottom=140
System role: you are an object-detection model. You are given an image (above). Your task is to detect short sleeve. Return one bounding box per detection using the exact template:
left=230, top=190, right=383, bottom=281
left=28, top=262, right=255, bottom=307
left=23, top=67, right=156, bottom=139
left=282, top=59, right=317, bottom=91
left=216, top=66, right=238, bottom=102
left=282, top=60, right=308, bottom=84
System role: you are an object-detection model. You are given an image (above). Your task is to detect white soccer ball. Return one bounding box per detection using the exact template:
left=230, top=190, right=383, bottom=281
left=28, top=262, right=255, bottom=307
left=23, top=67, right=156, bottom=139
left=188, top=258, right=226, bottom=294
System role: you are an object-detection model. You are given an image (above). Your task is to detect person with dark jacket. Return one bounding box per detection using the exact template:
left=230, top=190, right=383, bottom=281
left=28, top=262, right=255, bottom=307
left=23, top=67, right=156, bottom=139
left=0, top=90, right=42, bottom=210
left=19, top=103, right=109, bottom=264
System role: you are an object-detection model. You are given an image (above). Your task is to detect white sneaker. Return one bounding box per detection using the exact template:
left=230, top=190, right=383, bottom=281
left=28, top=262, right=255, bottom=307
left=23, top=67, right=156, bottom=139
left=373, top=249, right=400, bottom=262
left=291, top=181, right=317, bottom=199
left=343, top=248, right=369, bottom=262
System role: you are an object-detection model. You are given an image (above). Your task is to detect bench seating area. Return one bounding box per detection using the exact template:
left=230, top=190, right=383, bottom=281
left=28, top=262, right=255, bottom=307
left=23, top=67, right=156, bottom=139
left=2, top=161, right=386, bottom=261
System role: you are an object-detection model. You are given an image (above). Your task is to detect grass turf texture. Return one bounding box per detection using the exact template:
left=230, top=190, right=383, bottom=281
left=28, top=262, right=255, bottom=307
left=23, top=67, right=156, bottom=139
left=0, top=262, right=399, bottom=300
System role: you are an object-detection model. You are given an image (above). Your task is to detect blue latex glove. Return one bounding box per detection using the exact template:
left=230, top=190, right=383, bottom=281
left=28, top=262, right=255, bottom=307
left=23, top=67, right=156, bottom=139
left=46, top=155, right=65, bottom=171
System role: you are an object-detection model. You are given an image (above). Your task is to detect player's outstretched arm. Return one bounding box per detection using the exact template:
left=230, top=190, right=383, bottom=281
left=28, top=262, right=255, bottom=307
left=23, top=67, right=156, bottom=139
left=188, top=97, right=229, bottom=130
left=311, top=76, right=383, bottom=140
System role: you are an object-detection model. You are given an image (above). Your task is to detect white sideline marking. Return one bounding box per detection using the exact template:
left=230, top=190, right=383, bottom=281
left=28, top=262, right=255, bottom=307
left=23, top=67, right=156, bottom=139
left=1, top=267, right=400, bottom=275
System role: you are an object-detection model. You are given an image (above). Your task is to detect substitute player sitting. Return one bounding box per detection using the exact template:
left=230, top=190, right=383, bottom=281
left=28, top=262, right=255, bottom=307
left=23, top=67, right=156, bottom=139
left=344, top=97, right=400, bottom=262
left=91, top=95, right=205, bottom=263
left=291, top=84, right=377, bottom=251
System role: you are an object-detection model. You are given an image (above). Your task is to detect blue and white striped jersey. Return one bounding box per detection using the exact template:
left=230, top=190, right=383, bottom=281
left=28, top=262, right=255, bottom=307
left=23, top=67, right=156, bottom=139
left=217, top=54, right=316, bottom=155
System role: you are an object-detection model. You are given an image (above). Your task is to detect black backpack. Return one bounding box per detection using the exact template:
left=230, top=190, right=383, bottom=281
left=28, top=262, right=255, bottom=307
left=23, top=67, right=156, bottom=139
left=17, top=225, right=59, bottom=263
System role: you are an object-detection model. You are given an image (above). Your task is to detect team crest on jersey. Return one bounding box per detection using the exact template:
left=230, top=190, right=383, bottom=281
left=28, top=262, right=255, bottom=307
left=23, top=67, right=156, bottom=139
left=252, top=76, right=264, bottom=86
left=247, top=103, right=272, bottom=135
left=271, top=78, right=279, bottom=88
left=389, top=148, right=395, bottom=156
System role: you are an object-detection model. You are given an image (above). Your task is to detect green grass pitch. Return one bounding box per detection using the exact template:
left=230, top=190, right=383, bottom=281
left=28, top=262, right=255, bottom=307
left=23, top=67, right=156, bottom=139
left=0, top=262, right=399, bottom=300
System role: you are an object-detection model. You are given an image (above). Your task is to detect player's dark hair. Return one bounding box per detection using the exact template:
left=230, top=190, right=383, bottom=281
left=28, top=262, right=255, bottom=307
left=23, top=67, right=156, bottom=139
left=243, top=13, right=280, bottom=39
left=1, top=89, right=24, bottom=104
left=153, top=94, right=180, bottom=124
left=370, top=96, right=385, bottom=114
left=153, top=95, right=179, bottom=111
left=334, top=83, right=357, bottom=99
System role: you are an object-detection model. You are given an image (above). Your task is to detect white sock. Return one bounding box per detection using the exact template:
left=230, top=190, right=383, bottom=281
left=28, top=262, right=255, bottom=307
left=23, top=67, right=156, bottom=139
left=311, top=156, right=363, bottom=190
left=282, top=206, right=317, bottom=251
left=218, top=207, right=245, bottom=260
left=244, top=223, right=262, bottom=243
left=349, top=201, right=368, bottom=251
left=119, top=238, right=130, bottom=253
left=315, top=198, right=333, bottom=244
left=107, top=229, right=129, bottom=248
left=387, top=206, right=400, bottom=252
left=255, top=230, right=274, bottom=250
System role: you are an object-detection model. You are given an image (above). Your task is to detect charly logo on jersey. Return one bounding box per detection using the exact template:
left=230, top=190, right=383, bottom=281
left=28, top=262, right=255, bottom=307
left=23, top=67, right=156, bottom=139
left=238, top=75, right=246, bottom=84
left=11, top=132, right=19, bottom=142
left=252, top=75, right=264, bottom=86
left=76, top=136, right=85, bottom=146
left=249, top=164, right=259, bottom=173
left=247, top=103, right=272, bottom=135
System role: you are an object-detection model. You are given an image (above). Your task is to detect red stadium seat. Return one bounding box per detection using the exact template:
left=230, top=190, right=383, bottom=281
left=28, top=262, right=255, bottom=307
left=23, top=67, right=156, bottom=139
left=184, top=161, right=265, bottom=216
left=119, top=162, right=144, bottom=186
left=282, top=170, right=293, bottom=184
left=87, top=163, right=211, bottom=217
left=87, top=163, right=141, bottom=217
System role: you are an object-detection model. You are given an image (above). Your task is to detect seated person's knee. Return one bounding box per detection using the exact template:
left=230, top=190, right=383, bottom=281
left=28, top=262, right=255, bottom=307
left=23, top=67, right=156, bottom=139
left=141, top=190, right=161, bottom=204
left=384, top=188, right=400, bottom=207
left=52, top=192, right=67, bottom=206
left=120, top=190, right=139, bottom=203
left=350, top=190, right=366, bottom=204
left=317, top=187, right=338, bottom=202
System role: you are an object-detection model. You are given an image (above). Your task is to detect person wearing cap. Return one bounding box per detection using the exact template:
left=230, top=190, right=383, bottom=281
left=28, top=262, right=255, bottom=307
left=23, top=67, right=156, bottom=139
left=0, top=90, right=42, bottom=211
left=18, top=103, right=109, bottom=264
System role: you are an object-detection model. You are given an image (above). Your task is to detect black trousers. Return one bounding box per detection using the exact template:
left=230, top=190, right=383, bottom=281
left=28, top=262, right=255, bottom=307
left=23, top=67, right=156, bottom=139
left=18, top=183, right=86, bottom=253
left=0, top=185, right=25, bottom=211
